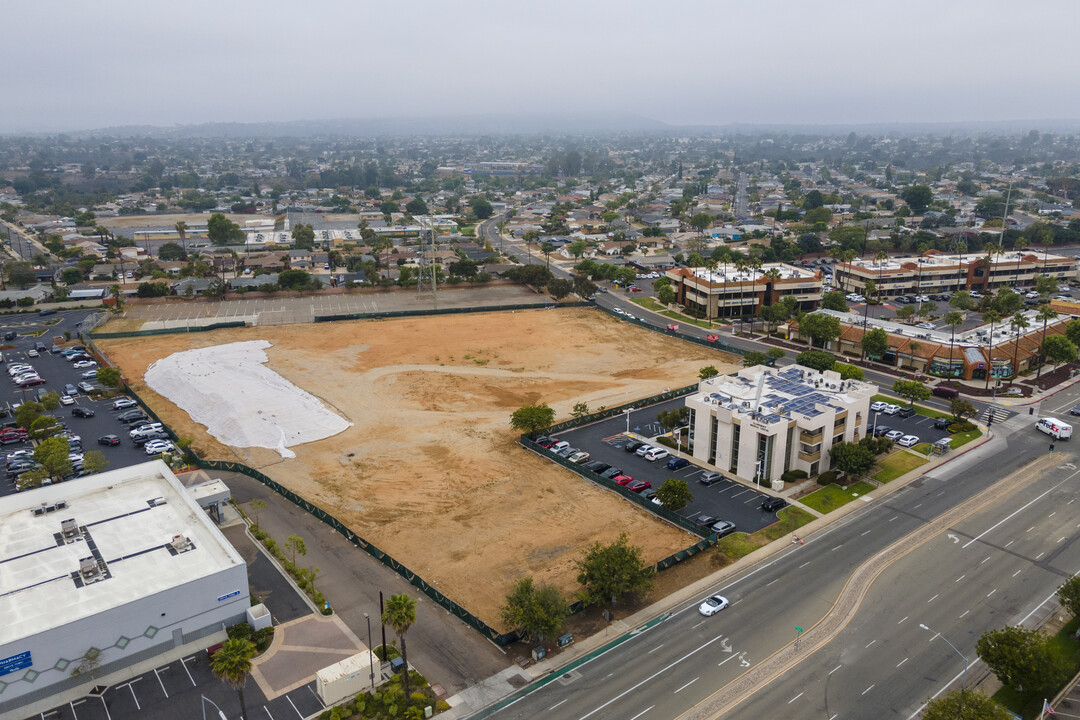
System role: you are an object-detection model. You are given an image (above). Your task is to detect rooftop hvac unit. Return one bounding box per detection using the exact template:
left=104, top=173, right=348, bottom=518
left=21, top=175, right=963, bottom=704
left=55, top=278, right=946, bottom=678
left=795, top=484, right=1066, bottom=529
left=80, top=557, right=99, bottom=578
left=171, top=534, right=192, bottom=553
left=55, top=500, right=66, bottom=510
left=32, top=506, right=46, bottom=517
left=61, top=518, right=79, bottom=538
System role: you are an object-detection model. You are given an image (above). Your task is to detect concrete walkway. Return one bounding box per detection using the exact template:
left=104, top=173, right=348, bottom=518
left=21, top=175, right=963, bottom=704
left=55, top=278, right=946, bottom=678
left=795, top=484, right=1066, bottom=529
left=250, top=614, right=369, bottom=700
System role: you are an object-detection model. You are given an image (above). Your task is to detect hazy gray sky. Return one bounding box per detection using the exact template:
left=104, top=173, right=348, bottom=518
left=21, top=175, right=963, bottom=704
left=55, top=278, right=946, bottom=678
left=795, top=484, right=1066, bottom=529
left=2, top=0, right=1077, bottom=132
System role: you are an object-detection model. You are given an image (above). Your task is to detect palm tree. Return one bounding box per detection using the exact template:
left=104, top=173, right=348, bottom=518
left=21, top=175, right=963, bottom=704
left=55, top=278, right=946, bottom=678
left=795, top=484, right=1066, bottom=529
left=1035, top=304, right=1059, bottom=380
left=541, top=241, right=554, bottom=271
left=174, top=221, right=188, bottom=252
left=874, top=250, right=889, bottom=303
left=942, top=311, right=964, bottom=378
left=761, top=267, right=782, bottom=333
left=1010, top=312, right=1030, bottom=381
left=733, top=257, right=748, bottom=330
left=383, top=593, right=418, bottom=700
left=1012, top=237, right=1028, bottom=287
left=747, top=257, right=763, bottom=334
left=211, top=638, right=255, bottom=720
left=982, top=309, right=1003, bottom=390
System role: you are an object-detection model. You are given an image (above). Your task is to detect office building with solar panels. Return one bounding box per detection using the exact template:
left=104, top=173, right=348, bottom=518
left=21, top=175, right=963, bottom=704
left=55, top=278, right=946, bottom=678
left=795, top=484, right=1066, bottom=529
left=685, top=365, right=875, bottom=484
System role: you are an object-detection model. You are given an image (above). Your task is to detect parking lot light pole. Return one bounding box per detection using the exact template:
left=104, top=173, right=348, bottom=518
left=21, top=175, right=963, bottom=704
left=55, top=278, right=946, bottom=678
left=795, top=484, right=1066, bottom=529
left=365, top=612, right=375, bottom=691
left=625, top=408, right=632, bottom=434
left=201, top=695, right=228, bottom=720
left=919, top=623, right=968, bottom=689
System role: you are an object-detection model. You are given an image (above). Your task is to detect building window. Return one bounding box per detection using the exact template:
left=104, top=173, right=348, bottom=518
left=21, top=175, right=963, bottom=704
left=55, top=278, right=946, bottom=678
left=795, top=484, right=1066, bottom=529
left=757, top=433, right=773, bottom=481
left=730, top=423, right=740, bottom=473
left=709, top=415, right=719, bottom=465
left=833, top=434, right=844, bottom=446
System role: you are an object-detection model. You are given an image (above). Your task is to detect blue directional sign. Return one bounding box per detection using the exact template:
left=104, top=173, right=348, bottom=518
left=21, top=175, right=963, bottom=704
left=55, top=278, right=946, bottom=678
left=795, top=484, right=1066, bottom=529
left=0, top=651, right=31, bottom=677
left=217, top=589, right=241, bottom=602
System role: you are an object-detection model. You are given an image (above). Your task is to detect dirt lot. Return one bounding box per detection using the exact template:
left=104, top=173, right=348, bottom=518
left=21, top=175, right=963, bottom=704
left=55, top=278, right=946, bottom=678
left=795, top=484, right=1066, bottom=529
left=97, top=308, right=739, bottom=626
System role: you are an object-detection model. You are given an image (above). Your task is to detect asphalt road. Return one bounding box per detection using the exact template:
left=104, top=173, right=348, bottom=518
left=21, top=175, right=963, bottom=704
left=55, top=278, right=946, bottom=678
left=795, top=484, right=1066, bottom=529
left=485, top=397, right=1068, bottom=719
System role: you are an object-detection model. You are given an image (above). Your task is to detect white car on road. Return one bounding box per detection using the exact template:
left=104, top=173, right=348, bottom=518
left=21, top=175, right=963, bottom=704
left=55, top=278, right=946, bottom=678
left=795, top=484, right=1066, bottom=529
left=699, top=595, right=730, bottom=616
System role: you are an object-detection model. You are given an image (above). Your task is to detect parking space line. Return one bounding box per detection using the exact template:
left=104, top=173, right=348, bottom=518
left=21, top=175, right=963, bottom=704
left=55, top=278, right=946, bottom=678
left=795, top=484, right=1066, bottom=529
left=181, top=656, right=197, bottom=686
left=287, top=694, right=305, bottom=719
left=154, top=666, right=169, bottom=697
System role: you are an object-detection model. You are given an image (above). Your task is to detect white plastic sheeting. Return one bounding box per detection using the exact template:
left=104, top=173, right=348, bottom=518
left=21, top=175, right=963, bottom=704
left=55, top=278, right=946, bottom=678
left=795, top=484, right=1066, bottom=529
left=145, top=340, right=351, bottom=458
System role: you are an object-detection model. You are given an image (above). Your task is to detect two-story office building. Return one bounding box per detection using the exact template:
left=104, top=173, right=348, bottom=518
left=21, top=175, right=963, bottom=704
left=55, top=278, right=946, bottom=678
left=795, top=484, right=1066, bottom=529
left=685, top=365, right=875, bottom=484
left=834, top=250, right=1078, bottom=297
left=665, top=262, right=823, bottom=320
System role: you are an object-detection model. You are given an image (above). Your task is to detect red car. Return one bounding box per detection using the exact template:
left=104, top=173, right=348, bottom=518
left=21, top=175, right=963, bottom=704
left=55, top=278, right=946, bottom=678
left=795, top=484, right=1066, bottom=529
left=612, top=475, right=635, bottom=486
left=0, top=429, right=28, bottom=444
left=537, top=438, right=558, bottom=449
left=627, top=480, right=652, bottom=493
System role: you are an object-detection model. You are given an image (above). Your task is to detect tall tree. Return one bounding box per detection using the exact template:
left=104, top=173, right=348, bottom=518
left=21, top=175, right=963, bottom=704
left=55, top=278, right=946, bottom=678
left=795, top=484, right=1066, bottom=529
left=921, top=688, right=1013, bottom=720
left=383, top=594, right=418, bottom=700
left=500, top=577, right=568, bottom=644
left=174, top=221, right=188, bottom=251
left=976, top=625, right=1068, bottom=695
left=942, top=311, right=964, bottom=377
left=861, top=327, right=889, bottom=361
left=1009, top=312, right=1030, bottom=380
left=575, top=533, right=654, bottom=607
left=510, top=404, right=555, bottom=434
left=1034, top=304, right=1058, bottom=380
left=982, top=309, right=1003, bottom=390
left=210, top=638, right=256, bottom=720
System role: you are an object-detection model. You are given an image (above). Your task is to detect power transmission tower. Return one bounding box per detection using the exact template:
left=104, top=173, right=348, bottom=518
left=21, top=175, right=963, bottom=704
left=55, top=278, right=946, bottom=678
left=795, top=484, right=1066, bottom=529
left=417, top=225, right=437, bottom=306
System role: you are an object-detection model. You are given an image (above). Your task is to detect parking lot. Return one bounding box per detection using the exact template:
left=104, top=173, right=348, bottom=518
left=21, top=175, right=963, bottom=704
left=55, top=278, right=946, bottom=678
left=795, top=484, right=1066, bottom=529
left=866, top=404, right=953, bottom=447
left=1, top=310, right=155, bottom=498
left=31, top=649, right=323, bottom=720
left=549, top=397, right=785, bottom=536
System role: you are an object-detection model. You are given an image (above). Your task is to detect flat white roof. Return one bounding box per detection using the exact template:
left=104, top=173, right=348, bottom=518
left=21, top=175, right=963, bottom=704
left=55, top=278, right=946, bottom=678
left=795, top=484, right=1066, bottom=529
left=0, top=461, right=244, bottom=643
left=687, top=262, right=817, bottom=284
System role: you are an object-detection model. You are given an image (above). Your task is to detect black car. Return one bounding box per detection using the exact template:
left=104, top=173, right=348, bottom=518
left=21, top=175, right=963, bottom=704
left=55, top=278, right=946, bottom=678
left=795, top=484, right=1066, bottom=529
left=1070, top=405, right=1080, bottom=417
left=584, top=461, right=611, bottom=474
left=98, top=435, right=121, bottom=446
left=667, top=457, right=691, bottom=470
left=132, top=430, right=170, bottom=446
left=117, top=410, right=149, bottom=425
left=599, top=467, right=623, bottom=479
left=933, top=417, right=953, bottom=430
left=896, top=406, right=916, bottom=418
left=761, top=496, right=789, bottom=512
left=71, top=407, right=95, bottom=418
left=624, top=440, right=644, bottom=453
left=872, top=425, right=892, bottom=437
left=696, top=514, right=718, bottom=527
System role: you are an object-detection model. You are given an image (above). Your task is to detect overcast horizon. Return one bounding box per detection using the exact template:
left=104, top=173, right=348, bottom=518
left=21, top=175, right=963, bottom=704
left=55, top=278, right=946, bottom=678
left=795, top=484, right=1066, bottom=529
left=2, top=0, right=1077, bottom=134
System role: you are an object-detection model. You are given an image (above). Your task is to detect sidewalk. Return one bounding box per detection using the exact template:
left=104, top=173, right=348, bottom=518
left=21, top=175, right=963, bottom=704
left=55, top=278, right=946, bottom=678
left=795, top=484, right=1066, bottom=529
left=444, top=425, right=998, bottom=719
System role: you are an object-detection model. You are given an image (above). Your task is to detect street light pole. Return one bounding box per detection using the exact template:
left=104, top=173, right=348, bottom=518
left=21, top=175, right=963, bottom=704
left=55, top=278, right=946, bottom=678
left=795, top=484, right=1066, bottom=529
left=919, top=623, right=968, bottom=689
left=201, top=695, right=228, bottom=720
left=365, top=612, right=375, bottom=692
left=625, top=408, right=632, bottom=434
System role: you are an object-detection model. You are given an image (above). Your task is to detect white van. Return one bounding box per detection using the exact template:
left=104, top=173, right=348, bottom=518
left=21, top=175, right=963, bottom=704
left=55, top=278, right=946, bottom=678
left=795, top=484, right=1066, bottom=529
left=1037, top=417, right=1073, bottom=440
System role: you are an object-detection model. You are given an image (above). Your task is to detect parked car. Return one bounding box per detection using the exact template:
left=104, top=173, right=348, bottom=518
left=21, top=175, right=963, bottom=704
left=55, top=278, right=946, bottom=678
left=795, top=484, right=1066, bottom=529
left=667, top=457, right=691, bottom=470
left=627, top=480, right=652, bottom=493
left=698, top=595, right=730, bottom=616
left=871, top=425, right=892, bottom=437
left=761, top=496, right=789, bottom=512
left=870, top=401, right=888, bottom=412
left=59, top=395, right=74, bottom=406
left=634, top=444, right=654, bottom=457
left=710, top=520, right=736, bottom=538
left=584, top=461, right=610, bottom=474
left=77, top=382, right=95, bottom=393
left=112, top=398, right=137, bottom=410
left=885, top=430, right=904, bottom=441
left=612, top=475, right=634, bottom=486
left=537, top=438, right=558, bottom=449
left=133, top=430, right=170, bottom=446
left=550, top=440, right=570, bottom=453
left=568, top=451, right=590, bottom=464
left=599, top=467, right=624, bottom=480
left=27, top=349, right=38, bottom=358
left=699, top=471, right=724, bottom=486
left=72, top=407, right=95, bottom=418
left=117, top=410, right=149, bottom=425
left=98, top=435, right=121, bottom=446
left=897, top=435, right=920, bottom=447
left=557, top=446, right=577, bottom=458
left=933, top=417, right=953, bottom=430
left=624, top=440, right=644, bottom=453
left=144, top=439, right=176, bottom=455
left=897, top=406, right=916, bottom=418
left=883, top=404, right=900, bottom=415
left=17, top=376, right=45, bottom=387
left=644, top=447, right=669, bottom=462
left=63, top=384, right=77, bottom=396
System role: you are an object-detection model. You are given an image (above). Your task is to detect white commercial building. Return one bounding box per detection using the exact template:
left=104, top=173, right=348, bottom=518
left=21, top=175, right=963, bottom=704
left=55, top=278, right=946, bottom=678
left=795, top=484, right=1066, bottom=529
left=0, top=461, right=249, bottom=714
left=686, top=365, right=876, bottom=483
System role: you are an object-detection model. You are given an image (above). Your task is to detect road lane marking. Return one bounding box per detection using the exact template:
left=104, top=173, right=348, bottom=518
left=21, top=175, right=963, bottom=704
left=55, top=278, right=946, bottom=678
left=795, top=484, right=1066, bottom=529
left=861, top=530, right=872, bottom=536
left=649, top=644, right=664, bottom=653
left=955, top=575, right=965, bottom=583
left=914, top=503, right=922, bottom=509
left=987, top=589, right=997, bottom=597
left=963, top=471, right=1080, bottom=548
left=1037, top=552, right=1045, bottom=560
left=577, top=636, right=722, bottom=720
left=1006, top=540, right=1014, bottom=547
left=693, top=620, right=706, bottom=629
left=959, top=610, right=970, bottom=618
left=928, top=594, right=939, bottom=603
left=897, top=657, right=908, bottom=667
left=898, top=616, right=908, bottom=624
left=1027, top=526, right=1035, bottom=533
left=1060, top=537, right=1067, bottom=543
left=788, top=692, right=804, bottom=704
left=1014, top=569, right=1022, bottom=577
left=180, top=657, right=196, bottom=686
left=628, top=707, right=654, bottom=720
left=1050, top=512, right=1057, bottom=517
left=767, top=578, right=780, bottom=586
left=831, top=545, right=843, bottom=552
left=829, top=665, right=842, bottom=675
left=865, top=640, right=876, bottom=648
left=675, top=678, right=699, bottom=693
left=799, top=561, right=811, bottom=568
left=890, top=516, right=898, bottom=522
left=862, top=684, right=875, bottom=695
left=981, top=556, right=991, bottom=564
left=718, top=654, right=739, bottom=667
left=153, top=667, right=168, bottom=697
left=550, top=700, right=568, bottom=710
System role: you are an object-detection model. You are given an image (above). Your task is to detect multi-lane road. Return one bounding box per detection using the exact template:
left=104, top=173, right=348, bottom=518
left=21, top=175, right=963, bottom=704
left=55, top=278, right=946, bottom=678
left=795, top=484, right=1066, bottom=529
left=477, top=217, right=1079, bottom=718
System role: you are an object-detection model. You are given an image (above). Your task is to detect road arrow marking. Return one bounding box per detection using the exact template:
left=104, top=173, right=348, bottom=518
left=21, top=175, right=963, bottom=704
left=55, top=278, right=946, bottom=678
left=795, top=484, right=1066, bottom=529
left=721, top=638, right=733, bottom=653
left=947, top=534, right=959, bottom=543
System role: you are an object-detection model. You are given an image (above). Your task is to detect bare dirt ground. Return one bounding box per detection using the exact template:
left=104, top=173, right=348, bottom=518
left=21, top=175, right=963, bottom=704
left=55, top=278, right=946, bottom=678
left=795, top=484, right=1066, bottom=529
left=101, top=212, right=269, bottom=229
left=97, top=308, right=739, bottom=626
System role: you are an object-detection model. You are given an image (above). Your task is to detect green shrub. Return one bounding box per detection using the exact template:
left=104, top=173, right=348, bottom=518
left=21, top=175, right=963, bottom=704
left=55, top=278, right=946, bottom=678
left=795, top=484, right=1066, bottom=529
left=817, top=470, right=839, bottom=485
left=948, top=421, right=975, bottom=433
left=375, top=644, right=401, bottom=661
left=253, top=626, right=275, bottom=652
left=654, top=436, right=677, bottom=449
left=227, top=622, right=254, bottom=642
left=781, top=469, right=808, bottom=483
left=435, top=700, right=451, bottom=712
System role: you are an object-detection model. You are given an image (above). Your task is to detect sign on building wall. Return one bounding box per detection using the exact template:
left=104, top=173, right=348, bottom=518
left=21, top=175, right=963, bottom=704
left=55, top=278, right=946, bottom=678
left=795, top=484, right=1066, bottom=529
left=0, top=651, right=32, bottom=677
left=217, top=590, right=241, bottom=602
